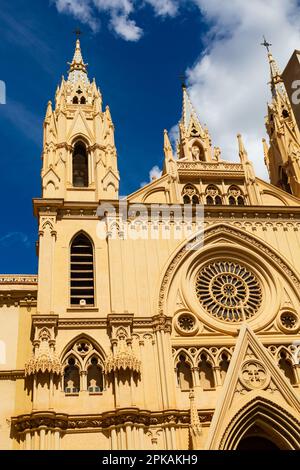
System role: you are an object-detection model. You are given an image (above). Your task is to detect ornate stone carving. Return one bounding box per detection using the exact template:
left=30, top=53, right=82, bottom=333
left=12, top=408, right=212, bottom=433
left=0, top=275, right=38, bottom=285
left=105, top=348, right=140, bottom=374
left=239, top=360, right=270, bottom=390
left=158, top=224, right=300, bottom=315
left=196, top=261, right=262, bottom=322
left=25, top=327, right=62, bottom=377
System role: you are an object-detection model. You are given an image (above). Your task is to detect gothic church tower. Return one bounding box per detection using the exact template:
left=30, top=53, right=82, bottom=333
left=0, top=39, right=300, bottom=451
left=42, top=39, right=119, bottom=202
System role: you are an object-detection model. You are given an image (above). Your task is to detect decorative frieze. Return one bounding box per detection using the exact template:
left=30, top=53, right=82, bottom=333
left=12, top=409, right=213, bottom=433
left=0, top=275, right=38, bottom=285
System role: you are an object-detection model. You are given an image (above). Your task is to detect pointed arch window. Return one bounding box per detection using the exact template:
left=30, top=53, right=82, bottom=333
left=182, top=184, right=199, bottom=204
left=219, top=352, right=230, bottom=384
left=62, top=338, right=105, bottom=395
left=176, top=354, right=193, bottom=391
left=198, top=353, right=215, bottom=389
left=228, top=185, right=245, bottom=206
left=87, top=356, right=104, bottom=393
left=278, top=350, right=296, bottom=385
left=70, top=233, right=95, bottom=307
left=72, top=96, right=79, bottom=104
left=80, top=96, right=86, bottom=104
left=73, top=141, right=88, bottom=187
left=205, top=185, right=222, bottom=205
left=64, top=357, right=80, bottom=394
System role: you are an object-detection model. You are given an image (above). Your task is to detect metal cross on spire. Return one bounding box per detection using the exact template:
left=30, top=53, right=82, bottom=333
left=73, top=28, right=83, bottom=39
left=261, top=36, right=272, bottom=53
left=180, top=74, right=187, bottom=89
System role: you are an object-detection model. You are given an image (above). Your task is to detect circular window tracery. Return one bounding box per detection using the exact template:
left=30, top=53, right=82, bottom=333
left=175, top=312, right=199, bottom=336
left=195, top=261, right=262, bottom=322
left=178, top=314, right=195, bottom=332
left=278, top=311, right=300, bottom=333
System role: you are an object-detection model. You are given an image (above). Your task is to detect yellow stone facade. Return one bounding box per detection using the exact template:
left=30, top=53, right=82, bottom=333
left=0, top=40, right=300, bottom=450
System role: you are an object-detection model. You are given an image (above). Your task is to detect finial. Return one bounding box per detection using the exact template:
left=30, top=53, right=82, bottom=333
left=73, top=28, right=83, bottom=39
left=180, top=74, right=187, bottom=89
left=237, top=133, right=249, bottom=162
left=163, top=129, right=172, bottom=153
left=261, top=36, right=272, bottom=53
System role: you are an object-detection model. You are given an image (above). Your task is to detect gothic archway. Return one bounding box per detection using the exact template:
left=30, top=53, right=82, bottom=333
left=219, top=397, right=300, bottom=450
left=236, top=434, right=279, bottom=450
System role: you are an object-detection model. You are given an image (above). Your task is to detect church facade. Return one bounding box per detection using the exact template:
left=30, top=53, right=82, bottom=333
left=0, top=39, right=300, bottom=450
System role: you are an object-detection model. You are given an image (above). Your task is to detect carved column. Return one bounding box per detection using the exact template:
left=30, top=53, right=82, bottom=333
left=153, top=315, right=175, bottom=409
left=37, top=212, right=57, bottom=315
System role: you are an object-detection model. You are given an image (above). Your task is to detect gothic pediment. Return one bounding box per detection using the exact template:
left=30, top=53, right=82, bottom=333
left=101, top=167, right=120, bottom=192
left=205, top=325, right=300, bottom=449
left=66, top=109, right=94, bottom=144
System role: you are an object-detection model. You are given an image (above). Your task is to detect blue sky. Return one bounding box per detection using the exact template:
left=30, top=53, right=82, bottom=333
left=1, top=0, right=300, bottom=274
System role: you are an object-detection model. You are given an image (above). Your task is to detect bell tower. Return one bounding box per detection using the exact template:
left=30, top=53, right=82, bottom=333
left=264, top=42, right=300, bottom=198
left=42, top=38, right=119, bottom=202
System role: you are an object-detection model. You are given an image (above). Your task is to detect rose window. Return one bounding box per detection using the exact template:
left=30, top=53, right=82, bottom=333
left=196, top=261, right=262, bottom=322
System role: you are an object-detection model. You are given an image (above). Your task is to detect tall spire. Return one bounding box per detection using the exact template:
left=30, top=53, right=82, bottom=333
left=67, top=39, right=89, bottom=85
left=181, top=84, right=203, bottom=132
left=261, top=37, right=285, bottom=98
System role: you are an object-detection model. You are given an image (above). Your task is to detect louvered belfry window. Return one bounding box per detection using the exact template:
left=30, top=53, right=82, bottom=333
left=70, top=234, right=95, bottom=306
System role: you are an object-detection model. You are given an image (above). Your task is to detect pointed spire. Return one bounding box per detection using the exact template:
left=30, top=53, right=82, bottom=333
left=268, top=52, right=284, bottom=98
left=45, top=100, right=52, bottom=119
left=181, top=85, right=203, bottom=132
left=262, top=138, right=270, bottom=167
left=163, top=129, right=177, bottom=178
left=67, top=39, right=89, bottom=85
left=237, top=133, right=249, bottom=162
left=164, top=129, right=172, bottom=153
left=261, top=38, right=285, bottom=98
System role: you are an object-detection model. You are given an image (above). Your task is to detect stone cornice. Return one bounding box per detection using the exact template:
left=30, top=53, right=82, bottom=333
left=0, top=370, right=25, bottom=380
left=32, top=315, right=59, bottom=328
left=0, top=275, right=38, bottom=285
left=58, top=318, right=107, bottom=328
left=11, top=408, right=214, bottom=433
left=33, top=198, right=300, bottom=220
left=57, top=316, right=170, bottom=331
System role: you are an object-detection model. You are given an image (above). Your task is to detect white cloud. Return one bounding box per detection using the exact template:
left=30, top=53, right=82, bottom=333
left=0, top=232, right=30, bottom=248
left=140, top=165, right=162, bottom=187
left=51, top=0, right=300, bottom=181
left=150, top=165, right=162, bottom=180
left=110, top=14, right=143, bottom=41
left=183, top=0, right=300, bottom=179
left=54, top=0, right=100, bottom=32
left=145, top=0, right=179, bottom=17
left=51, top=0, right=178, bottom=40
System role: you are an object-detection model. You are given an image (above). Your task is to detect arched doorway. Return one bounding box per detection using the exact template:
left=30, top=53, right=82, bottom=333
left=237, top=435, right=279, bottom=450
left=218, top=397, right=300, bottom=450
